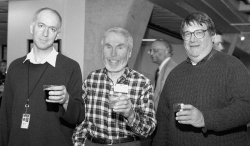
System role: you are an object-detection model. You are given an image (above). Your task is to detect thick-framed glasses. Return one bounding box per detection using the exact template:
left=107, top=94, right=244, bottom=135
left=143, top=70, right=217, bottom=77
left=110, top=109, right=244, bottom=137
left=182, top=29, right=207, bottom=40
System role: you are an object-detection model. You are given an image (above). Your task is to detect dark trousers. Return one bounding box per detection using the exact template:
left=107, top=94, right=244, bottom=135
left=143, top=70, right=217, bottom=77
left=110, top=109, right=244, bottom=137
left=140, top=137, right=152, bottom=146
left=248, top=125, right=250, bottom=144
left=85, top=139, right=141, bottom=146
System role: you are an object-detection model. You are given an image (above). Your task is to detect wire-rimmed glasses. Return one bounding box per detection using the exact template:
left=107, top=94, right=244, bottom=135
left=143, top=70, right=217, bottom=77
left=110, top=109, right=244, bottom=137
left=182, top=29, right=207, bottom=40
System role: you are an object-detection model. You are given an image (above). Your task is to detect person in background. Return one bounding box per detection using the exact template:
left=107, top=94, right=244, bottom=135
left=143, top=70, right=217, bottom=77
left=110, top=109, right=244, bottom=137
left=148, top=39, right=177, bottom=111
left=152, top=11, right=250, bottom=146
left=73, top=27, right=156, bottom=146
left=213, top=33, right=224, bottom=52
left=0, top=7, right=84, bottom=146
left=0, top=60, right=7, bottom=84
left=0, top=60, right=6, bottom=106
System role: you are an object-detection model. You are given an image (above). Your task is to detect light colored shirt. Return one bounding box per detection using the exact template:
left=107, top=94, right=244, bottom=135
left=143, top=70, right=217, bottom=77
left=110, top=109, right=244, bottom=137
left=159, top=57, right=170, bottom=72
left=23, top=48, right=58, bottom=67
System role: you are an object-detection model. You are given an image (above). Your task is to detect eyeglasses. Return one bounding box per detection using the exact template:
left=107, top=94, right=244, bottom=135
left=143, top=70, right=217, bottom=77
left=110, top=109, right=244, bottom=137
left=182, top=29, right=207, bottom=40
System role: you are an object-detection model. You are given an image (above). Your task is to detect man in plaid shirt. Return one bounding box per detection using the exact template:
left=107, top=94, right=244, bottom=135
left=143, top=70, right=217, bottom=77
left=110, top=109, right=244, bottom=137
left=73, top=27, right=156, bottom=146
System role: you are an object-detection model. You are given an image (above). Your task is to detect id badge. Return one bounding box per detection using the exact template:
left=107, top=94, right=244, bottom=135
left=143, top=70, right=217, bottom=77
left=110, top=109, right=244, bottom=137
left=21, top=114, right=30, bottom=129
left=114, top=84, right=129, bottom=93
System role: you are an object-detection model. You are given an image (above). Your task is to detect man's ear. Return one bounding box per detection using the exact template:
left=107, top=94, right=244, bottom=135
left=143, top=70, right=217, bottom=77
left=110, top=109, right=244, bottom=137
left=30, top=23, right=34, bottom=34
left=165, top=49, right=169, bottom=54
left=55, top=34, right=59, bottom=40
left=212, top=33, right=216, bottom=43
left=55, top=28, right=61, bottom=40
left=129, top=51, right=132, bottom=58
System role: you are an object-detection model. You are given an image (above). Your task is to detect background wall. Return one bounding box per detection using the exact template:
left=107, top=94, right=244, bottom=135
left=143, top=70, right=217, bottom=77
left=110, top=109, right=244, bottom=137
left=7, top=0, right=153, bottom=79
left=8, top=0, right=85, bottom=75
left=84, top=0, right=153, bottom=78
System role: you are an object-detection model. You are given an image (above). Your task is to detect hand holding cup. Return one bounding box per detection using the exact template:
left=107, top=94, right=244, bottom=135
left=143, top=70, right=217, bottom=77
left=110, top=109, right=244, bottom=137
left=173, top=103, right=184, bottom=117
left=112, top=94, right=133, bottom=118
left=43, top=85, right=69, bottom=104
left=174, top=104, right=205, bottom=128
left=109, top=92, right=120, bottom=109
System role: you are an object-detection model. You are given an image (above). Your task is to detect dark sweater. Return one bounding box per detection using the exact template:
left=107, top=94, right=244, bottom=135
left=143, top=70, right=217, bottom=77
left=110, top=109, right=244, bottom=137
left=152, top=51, right=250, bottom=146
left=0, top=54, right=85, bottom=146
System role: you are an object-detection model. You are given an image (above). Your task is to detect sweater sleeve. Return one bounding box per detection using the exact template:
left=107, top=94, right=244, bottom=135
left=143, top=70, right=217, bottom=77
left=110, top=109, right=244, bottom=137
left=61, top=62, right=85, bottom=125
left=203, top=58, right=250, bottom=132
left=127, top=82, right=156, bottom=137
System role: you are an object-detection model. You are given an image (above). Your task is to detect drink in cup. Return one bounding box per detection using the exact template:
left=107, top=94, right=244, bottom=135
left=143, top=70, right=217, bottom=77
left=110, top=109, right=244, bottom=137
left=43, top=85, right=59, bottom=112
left=109, top=92, right=120, bottom=109
left=109, top=84, right=129, bottom=111
left=173, top=103, right=184, bottom=117
left=43, top=85, right=55, bottom=100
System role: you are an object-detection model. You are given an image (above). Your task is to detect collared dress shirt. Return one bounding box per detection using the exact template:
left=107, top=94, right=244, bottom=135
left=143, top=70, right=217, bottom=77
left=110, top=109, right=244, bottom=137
left=24, top=48, right=58, bottom=66
left=73, top=67, right=156, bottom=145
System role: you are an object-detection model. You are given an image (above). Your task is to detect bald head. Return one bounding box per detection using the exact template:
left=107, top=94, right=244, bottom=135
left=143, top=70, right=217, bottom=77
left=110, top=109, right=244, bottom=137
left=149, top=39, right=173, bottom=65
left=33, top=7, right=62, bottom=28
left=30, top=7, right=62, bottom=51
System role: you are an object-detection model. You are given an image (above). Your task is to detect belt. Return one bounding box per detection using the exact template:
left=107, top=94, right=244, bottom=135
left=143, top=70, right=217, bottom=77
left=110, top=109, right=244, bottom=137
left=85, top=133, right=140, bottom=145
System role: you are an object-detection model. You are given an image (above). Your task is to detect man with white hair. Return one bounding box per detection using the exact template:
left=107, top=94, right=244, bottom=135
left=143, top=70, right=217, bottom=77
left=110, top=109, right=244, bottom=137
left=73, top=27, right=156, bottom=146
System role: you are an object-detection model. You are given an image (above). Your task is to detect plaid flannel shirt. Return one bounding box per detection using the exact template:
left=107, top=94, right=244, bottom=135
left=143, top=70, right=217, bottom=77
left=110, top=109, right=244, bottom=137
left=73, top=67, right=156, bottom=145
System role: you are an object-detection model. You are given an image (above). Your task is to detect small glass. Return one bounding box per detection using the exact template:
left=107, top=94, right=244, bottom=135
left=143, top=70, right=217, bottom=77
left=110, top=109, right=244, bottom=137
left=173, top=103, right=184, bottom=117
left=43, top=85, right=59, bottom=112
left=109, top=92, right=120, bottom=110
left=43, top=85, right=56, bottom=100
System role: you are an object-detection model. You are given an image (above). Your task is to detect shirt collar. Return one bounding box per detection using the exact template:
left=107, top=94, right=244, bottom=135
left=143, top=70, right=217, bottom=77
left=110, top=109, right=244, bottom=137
left=186, top=49, right=216, bottom=66
left=23, top=48, right=58, bottom=67
left=103, top=66, right=130, bottom=84
left=159, top=57, right=170, bottom=71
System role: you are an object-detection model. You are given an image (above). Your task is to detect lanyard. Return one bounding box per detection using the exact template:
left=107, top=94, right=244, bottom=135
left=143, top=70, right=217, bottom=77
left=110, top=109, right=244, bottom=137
left=24, top=62, right=49, bottom=113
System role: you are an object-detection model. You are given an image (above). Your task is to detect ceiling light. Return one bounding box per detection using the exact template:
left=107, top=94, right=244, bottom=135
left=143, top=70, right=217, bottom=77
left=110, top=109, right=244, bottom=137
left=142, top=39, right=156, bottom=42
left=240, top=35, right=245, bottom=41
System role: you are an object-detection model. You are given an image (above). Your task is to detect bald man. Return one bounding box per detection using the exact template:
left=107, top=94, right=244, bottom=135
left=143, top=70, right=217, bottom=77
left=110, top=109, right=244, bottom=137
left=149, top=39, right=177, bottom=111
left=0, top=7, right=84, bottom=146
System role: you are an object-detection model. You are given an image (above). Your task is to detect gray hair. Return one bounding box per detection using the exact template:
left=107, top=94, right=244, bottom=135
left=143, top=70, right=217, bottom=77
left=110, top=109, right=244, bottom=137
left=102, top=27, right=133, bottom=50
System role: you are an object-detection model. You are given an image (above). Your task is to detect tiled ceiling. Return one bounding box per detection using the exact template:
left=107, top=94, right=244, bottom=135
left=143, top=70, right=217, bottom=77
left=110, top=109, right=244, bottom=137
left=148, top=0, right=250, bottom=54
left=1, top=0, right=250, bottom=54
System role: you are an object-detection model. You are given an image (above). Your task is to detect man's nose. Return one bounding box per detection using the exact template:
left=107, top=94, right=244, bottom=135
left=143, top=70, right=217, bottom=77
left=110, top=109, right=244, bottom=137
left=43, top=27, right=49, bottom=37
left=190, top=33, right=196, bottom=42
left=111, top=48, right=117, bottom=56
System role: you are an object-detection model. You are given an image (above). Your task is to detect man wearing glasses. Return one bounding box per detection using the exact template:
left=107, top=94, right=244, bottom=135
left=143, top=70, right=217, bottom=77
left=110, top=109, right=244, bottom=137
left=148, top=39, right=177, bottom=111
left=152, top=12, right=250, bottom=146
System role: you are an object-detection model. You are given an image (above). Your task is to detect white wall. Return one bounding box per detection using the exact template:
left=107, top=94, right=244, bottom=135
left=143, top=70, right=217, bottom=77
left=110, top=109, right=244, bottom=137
left=7, top=0, right=85, bottom=76
left=62, top=0, right=85, bottom=76
left=8, top=0, right=63, bottom=66
left=83, top=0, right=153, bottom=78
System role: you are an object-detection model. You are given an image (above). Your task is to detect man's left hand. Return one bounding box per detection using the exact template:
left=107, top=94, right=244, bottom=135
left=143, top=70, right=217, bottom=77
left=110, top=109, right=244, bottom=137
left=45, top=85, right=69, bottom=106
left=113, top=95, right=134, bottom=118
left=176, top=104, right=205, bottom=128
